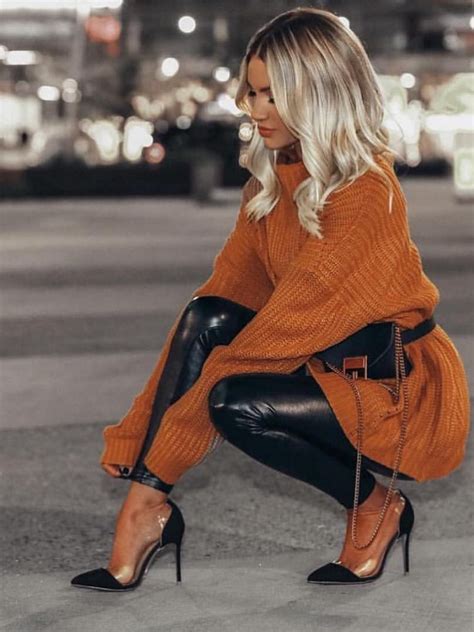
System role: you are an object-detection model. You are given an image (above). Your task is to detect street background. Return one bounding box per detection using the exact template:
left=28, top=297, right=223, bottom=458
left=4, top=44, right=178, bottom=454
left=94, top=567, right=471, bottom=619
left=0, top=0, right=473, bottom=630
left=0, top=176, right=472, bottom=631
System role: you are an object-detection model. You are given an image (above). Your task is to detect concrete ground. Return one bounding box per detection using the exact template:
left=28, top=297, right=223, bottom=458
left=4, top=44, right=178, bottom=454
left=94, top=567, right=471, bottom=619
left=0, top=177, right=472, bottom=632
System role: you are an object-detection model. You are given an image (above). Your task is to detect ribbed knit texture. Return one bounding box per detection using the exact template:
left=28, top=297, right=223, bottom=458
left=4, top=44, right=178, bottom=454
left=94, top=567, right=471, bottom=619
left=100, top=154, right=471, bottom=483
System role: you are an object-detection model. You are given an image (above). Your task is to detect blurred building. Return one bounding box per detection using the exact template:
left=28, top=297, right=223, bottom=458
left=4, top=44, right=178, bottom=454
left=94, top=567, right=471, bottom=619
left=0, top=0, right=473, bottom=198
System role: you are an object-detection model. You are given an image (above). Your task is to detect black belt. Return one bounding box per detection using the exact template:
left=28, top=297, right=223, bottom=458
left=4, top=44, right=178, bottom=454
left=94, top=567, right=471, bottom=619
left=400, top=316, right=437, bottom=344
left=314, top=316, right=437, bottom=380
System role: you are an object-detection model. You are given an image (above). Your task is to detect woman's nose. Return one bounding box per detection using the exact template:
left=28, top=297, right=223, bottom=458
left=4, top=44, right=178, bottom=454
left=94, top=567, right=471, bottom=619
left=251, top=109, right=270, bottom=124
left=250, top=102, right=271, bottom=122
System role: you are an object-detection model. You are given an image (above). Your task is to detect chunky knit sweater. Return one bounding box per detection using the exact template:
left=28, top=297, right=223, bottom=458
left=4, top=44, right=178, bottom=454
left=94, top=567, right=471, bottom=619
left=100, top=153, right=470, bottom=483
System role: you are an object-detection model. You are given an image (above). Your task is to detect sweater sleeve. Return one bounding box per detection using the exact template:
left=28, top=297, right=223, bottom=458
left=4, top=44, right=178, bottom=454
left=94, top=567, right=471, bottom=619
left=188, top=175, right=274, bottom=310
left=100, top=177, right=274, bottom=468
left=142, top=170, right=410, bottom=483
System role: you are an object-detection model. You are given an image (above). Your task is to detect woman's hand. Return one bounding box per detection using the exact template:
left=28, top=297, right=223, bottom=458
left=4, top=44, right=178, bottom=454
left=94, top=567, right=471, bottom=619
left=101, top=463, right=124, bottom=478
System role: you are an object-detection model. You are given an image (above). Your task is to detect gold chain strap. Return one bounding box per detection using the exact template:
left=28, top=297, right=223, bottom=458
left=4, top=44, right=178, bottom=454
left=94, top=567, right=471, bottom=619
left=324, top=324, right=409, bottom=549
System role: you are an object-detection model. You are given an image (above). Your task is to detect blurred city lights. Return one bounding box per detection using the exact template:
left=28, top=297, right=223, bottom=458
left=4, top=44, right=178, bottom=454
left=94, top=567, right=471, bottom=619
left=182, top=101, right=197, bottom=117
left=150, top=99, right=165, bottom=118
left=0, top=0, right=471, bottom=190
left=238, top=122, right=254, bottom=142
left=213, top=17, right=228, bottom=43
left=401, top=102, right=423, bottom=164
left=444, top=30, right=462, bottom=52
left=400, top=73, right=416, bottom=89
left=178, top=16, right=196, bottom=34
left=213, top=66, right=231, bottom=82
left=239, top=152, right=249, bottom=168
left=161, top=57, right=180, bottom=78
left=0, top=0, right=122, bottom=9
left=61, top=77, right=80, bottom=103
left=175, top=87, right=191, bottom=103
left=4, top=50, right=38, bottom=65
left=62, top=88, right=81, bottom=103
left=216, top=93, right=242, bottom=116
left=90, top=0, right=122, bottom=8
left=0, top=94, right=40, bottom=142
left=379, top=75, right=408, bottom=113
left=176, top=115, right=192, bottom=129
left=85, top=15, right=121, bottom=43
left=424, top=113, right=474, bottom=132
left=37, top=85, right=60, bottom=101
left=429, top=73, right=474, bottom=114
left=144, top=142, right=166, bottom=165
left=132, top=94, right=151, bottom=118
left=454, top=148, right=474, bottom=190
left=83, top=119, right=121, bottom=162
left=226, top=77, right=239, bottom=98
left=62, top=78, right=78, bottom=91
left=123, top=118, right=154, bottom=161
left=192, top=85, right=211, bottom=103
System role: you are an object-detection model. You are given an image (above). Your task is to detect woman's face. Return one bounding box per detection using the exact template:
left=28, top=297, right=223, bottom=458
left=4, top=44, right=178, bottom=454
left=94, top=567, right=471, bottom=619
left=246, top=55, right=299, bottom=152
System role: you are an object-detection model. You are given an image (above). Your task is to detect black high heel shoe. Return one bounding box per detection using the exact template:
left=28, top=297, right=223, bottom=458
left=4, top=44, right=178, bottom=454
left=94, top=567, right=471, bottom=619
left=70, top=498, right=185, bottom=592
left=307, top=489, right=414, bottom=584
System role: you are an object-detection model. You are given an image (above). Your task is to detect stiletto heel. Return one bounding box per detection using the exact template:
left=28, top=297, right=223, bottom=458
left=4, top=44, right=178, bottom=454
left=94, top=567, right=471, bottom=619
left=398, top=490, right=414, bottom=575
left=71, top=497, right=185, bottom=592
left=175, top=541, right=182, bottom=583
left=402, top=532, right=410, bottom=574
left=307, top=489, right=414, bottom=584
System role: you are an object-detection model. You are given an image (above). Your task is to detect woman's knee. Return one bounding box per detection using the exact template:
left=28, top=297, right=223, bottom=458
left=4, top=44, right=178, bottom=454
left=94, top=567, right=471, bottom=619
left=179, top=295, right=257, bottom=358
left=184, top=295, right=255, bottom=329
left=180, top=295, right=228, bottom=333
left=208, top=375, right=267, bottom=438
left=174, top=295, right=248, bottom=364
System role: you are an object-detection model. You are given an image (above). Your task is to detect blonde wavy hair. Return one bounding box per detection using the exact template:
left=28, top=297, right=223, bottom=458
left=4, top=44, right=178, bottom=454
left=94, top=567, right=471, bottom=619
left=235, top=6, right=402, bottom=238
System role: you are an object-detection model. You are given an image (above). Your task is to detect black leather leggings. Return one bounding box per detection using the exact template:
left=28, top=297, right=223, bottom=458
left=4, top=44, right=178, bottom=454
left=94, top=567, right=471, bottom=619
left=130, top=296, right=413, bottom=508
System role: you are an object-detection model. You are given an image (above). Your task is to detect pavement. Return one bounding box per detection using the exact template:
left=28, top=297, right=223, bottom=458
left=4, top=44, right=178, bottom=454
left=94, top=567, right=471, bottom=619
left=0, top=177, right=472, bottom=632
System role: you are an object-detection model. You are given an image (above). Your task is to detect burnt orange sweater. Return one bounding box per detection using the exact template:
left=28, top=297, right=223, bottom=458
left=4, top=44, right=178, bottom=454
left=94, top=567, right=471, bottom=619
left=100, top=154, right=471, bottom=483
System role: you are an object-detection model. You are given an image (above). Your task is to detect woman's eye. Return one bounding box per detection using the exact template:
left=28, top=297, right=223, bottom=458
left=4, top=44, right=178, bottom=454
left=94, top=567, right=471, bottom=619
left=248, top=90, right=275, bottom=104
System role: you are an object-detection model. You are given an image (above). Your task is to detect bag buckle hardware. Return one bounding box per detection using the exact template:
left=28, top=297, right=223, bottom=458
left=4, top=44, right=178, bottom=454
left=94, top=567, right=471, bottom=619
left=342, top=355, right=368, bottom=380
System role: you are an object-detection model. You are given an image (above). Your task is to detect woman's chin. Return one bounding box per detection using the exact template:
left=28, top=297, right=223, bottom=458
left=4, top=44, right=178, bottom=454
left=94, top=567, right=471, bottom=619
left=262, top=136, right=282, bottom=148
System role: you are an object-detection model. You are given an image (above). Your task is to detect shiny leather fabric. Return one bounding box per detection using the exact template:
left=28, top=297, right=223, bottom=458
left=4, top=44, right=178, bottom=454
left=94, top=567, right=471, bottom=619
left=130, top=296, right=413, bottom=503
left=129, top=296, right=257, bottom=492
left=129, top=462, right=174, bottom=493
left=208, top=371, right=413, bottom=509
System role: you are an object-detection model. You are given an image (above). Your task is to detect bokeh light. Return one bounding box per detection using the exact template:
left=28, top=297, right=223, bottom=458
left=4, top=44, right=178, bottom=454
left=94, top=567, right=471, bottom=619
left=213, top=66, right=231, bottom=83
left=178, top=16, right=196, bottom=34
left=161, top=57, right=180, bottom=78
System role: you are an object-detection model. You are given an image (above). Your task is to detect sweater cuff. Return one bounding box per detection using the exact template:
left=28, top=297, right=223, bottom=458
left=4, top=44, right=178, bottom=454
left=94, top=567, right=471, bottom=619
left=100, top=432, right=146, bottom=467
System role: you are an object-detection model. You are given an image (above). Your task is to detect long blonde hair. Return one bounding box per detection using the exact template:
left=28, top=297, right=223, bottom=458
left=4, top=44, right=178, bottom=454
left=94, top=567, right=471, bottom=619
left=235, top=7, right=401, bottom=238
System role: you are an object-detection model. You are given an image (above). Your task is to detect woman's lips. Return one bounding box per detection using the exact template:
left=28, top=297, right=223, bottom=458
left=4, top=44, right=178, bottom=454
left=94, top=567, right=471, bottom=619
left=258, top=127, right=275, bottom=137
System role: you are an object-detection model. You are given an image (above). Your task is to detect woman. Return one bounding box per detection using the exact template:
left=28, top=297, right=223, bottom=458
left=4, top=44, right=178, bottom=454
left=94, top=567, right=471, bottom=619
left=71, top=7, right=470, bottom=591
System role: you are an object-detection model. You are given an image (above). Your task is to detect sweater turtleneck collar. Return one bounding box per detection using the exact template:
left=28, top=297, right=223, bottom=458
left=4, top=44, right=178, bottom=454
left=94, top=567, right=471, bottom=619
left=275, top=158, right=309, bottom=191
left=275, top=152, right=391, bottom=190
left=275, top=141, right=306, bottom=180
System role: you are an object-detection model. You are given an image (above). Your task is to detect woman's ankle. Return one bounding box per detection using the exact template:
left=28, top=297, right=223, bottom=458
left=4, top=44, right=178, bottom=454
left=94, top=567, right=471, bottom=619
left=126, top=480, right=169, bottom=509
left=355, top=480, right=389, bottom=512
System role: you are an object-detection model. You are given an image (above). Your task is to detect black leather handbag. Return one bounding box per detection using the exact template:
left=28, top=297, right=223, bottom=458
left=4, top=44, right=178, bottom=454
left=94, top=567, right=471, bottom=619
left=313, top=317, right=436, bottom=381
